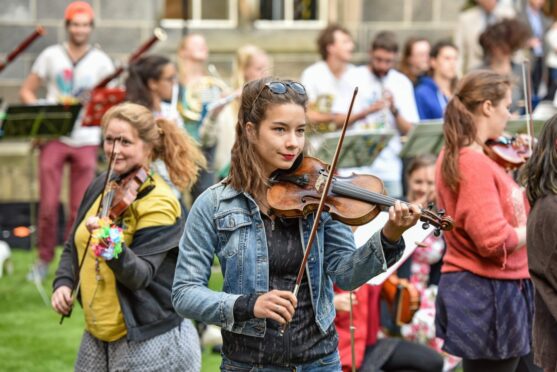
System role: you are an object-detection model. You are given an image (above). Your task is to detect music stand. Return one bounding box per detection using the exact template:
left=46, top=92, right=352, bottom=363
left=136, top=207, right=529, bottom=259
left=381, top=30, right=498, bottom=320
left=505, top=117, right=545, bottom=137
left=400, top=117, right=545, bottom=158
left=399, top=120, right=444, bottom=158
left=0, top=103, right=80, bottom=304
left=0, top=103, right=81, bottom=139
left=310, top=128, right=395, bottom=168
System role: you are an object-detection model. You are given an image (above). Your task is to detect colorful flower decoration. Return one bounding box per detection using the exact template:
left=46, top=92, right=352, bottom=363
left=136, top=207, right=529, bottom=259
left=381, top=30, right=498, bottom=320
left=91, top=217, right=123, bottom=260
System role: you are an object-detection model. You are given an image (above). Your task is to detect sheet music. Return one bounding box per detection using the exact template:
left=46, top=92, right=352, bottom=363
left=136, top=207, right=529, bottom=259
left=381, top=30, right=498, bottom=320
left=353, top=212, right=434, bottom=286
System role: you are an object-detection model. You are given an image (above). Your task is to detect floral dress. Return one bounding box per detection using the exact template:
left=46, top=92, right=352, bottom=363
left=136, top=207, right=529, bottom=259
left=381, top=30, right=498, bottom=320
left=400, top=234, right=461, bottom=371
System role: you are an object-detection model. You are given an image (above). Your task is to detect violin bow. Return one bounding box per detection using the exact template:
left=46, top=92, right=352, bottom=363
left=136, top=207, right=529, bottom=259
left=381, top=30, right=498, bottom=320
left=60, top=136, right=121, bottom=324
left=280, top=87, right=359, bottom=334
left=521, top=60, right=535, bottom=153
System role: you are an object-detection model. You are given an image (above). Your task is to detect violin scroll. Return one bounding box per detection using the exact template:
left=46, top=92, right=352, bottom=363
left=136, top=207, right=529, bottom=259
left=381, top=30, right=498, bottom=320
left=421, top=202, right=454, bottom=236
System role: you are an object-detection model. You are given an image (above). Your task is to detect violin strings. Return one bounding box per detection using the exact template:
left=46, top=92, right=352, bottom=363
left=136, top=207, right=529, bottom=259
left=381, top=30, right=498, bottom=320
left=332, top=180, right=402, bottom=207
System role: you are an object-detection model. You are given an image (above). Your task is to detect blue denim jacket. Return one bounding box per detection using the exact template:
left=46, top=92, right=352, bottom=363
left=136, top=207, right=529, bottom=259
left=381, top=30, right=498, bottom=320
left=172, top=182, right=403, bottom=337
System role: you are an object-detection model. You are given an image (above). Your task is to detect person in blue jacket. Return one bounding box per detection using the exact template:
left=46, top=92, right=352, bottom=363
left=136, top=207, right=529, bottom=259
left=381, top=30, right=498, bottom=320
left=172, top=76, right=422, bottom=371
left=414, top=41, right=459, bottom=120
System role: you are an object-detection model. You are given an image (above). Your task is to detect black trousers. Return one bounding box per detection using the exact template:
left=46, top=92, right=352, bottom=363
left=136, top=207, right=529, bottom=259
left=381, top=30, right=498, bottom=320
left=360, top=339, right=444, bottom=372
left=462, top=351, right=542, bottom=372
left=531, top=56, right=544, bottom=98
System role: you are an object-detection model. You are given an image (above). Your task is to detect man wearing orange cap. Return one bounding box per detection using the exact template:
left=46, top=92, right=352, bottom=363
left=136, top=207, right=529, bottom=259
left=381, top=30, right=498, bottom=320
left=20, top=1, right=114, bottom=281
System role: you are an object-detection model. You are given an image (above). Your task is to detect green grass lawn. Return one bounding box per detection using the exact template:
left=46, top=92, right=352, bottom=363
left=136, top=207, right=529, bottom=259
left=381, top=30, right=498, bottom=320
left=0, top=249, right=222, bottom=371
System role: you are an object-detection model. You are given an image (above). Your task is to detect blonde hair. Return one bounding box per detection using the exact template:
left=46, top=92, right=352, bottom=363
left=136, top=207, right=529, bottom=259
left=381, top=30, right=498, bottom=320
left=231, top=44, right=270, bottom=115
left=177, top=33, right=206, bottom=84
left=231, top=44, right=268, bottom=90
left=102, top=103, right=206, bottom=190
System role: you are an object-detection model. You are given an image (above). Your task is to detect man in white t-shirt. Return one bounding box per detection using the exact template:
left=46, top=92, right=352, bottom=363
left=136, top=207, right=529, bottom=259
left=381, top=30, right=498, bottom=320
left=339, top=31, right=419, bottom=198
left=19, top=1, right=114, bottom=281
left=301, top=24, right=379, bottom=133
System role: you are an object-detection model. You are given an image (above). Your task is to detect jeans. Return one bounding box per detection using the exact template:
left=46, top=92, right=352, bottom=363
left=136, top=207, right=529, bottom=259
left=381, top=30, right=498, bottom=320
left=220, top=351, right=341, bottom=372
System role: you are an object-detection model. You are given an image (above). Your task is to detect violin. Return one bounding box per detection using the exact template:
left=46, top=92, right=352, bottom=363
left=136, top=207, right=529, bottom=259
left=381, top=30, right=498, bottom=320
left=267, top=156, right=454, bottom=236
left=381, top=274, right=420, bottom=325
left=484, top=135, right=532, bottom=171
left=101, top=167, right=150, bottom=221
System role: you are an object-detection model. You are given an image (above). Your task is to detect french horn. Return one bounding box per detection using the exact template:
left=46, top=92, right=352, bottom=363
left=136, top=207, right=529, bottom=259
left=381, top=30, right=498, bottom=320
left=179, top=75, right=229, bottom=122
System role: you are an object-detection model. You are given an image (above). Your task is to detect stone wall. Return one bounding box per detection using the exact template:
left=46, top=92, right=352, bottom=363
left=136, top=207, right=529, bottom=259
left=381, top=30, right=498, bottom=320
left=0, top=0, right=469, bottom=105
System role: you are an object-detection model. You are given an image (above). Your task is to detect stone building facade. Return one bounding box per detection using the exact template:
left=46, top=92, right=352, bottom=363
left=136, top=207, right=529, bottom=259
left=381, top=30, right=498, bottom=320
left=0, top=0, right=470, bottom=104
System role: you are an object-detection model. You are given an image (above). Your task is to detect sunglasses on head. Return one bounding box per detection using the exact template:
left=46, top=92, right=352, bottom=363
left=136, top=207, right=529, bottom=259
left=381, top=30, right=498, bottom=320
left=252, top=81, right=306, bottom=105
left=265, top=81, right=306, bottom=95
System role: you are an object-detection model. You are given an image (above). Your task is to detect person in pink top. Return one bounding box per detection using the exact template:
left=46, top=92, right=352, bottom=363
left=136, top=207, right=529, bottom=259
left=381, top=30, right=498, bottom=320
left=435, top=70, right=539, bottom=372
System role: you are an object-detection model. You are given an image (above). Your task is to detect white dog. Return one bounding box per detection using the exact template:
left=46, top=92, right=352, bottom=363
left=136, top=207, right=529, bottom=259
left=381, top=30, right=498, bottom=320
left=0, top=240, right=13, bottom=278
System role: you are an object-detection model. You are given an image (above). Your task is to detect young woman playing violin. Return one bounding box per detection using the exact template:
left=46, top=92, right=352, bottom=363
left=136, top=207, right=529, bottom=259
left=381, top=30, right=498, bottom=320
left=172, top=77, right=421, bottom=371
left=51, top=103, right=205, bottom=371
left=435, top=70, right=538, bottom=372
left=520, top=116, right=557, bottom=372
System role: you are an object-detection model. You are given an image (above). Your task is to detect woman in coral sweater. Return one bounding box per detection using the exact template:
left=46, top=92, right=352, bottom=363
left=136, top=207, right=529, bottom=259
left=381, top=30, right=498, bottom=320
left=434, top=70, right=537, bottom=372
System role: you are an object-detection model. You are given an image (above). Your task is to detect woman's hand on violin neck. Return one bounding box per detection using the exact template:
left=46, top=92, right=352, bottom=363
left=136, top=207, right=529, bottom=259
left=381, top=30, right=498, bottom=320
left=382, top=201, right=421, bottom=243
left=51, top=285, right=73, bottom=315
left=515, top=133, right=535, bottom=149
left=254, top=290, right=298, bottom=325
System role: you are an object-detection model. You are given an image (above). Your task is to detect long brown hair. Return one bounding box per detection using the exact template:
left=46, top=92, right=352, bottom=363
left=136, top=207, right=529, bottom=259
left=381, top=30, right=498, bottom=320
left=399, top=37, right=429, bottom=85
left=441, top=70, right=510, bottom=191
left=429, top=40, right=459, bottom=92
left=102, top=103, right=206, bottom=190
left=125, top=55, right=172, bottom=110
left=227, top=77, right=308, bottom=196
left=519, top=115, right=557, bottom=205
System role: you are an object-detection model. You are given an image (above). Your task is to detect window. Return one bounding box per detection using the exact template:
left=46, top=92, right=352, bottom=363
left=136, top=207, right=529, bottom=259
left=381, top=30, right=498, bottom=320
left=255, top=0, right=328, bottom=29
left=162, top=0, right=238, bottom=29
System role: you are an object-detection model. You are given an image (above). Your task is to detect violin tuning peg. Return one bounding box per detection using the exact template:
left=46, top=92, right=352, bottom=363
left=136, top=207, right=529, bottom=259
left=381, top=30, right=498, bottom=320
left=422, top=222, right=430, bottom=230
left=437, top=209, right=445, bottom=217
left=434, top=228, right=441, bottom=237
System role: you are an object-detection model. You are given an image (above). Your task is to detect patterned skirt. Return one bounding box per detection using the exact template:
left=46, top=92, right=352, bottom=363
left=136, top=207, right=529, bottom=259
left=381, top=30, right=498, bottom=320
left=435, top=271, right=534, bottom=360
left=75, top=319, right=201, bottom=371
